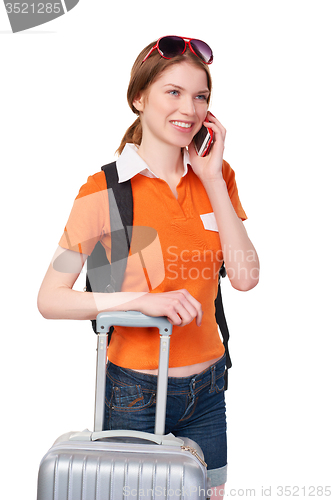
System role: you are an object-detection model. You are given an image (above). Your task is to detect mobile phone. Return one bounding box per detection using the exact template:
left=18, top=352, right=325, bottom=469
left=193, top=117, right=214, bottom=157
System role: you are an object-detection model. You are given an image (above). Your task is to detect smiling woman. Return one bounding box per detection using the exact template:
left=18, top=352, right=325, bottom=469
left=116, top=39, right=213, bottom=156
left=131, top=63, right=210, bottom=168
left=38, top=35, right=259, bottom=500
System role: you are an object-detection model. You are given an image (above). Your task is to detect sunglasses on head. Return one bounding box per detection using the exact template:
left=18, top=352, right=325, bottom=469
left=142, top=36, right=213, bottom=65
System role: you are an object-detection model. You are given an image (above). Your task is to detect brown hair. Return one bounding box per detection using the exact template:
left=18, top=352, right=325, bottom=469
left=116, top=40, right=213, bottom=155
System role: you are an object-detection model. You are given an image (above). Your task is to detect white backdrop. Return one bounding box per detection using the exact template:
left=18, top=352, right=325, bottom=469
left=1, top=1, right=332, bottom=498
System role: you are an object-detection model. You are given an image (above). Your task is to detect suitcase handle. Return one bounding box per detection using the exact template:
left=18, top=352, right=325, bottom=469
left=96, top=310, right=172, bottom=336
left=91, top=429, right=184, bottom=447
left=94, top=311, right=173, bottom=436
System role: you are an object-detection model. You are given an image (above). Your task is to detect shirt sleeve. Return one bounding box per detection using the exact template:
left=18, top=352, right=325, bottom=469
left=222, top=159, right=248, bottom=221
left=58, top=171, right=110, bottom=256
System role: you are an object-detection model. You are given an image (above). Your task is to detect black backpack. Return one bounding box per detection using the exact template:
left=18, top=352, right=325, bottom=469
left=86, top=161, right=232, bottom=389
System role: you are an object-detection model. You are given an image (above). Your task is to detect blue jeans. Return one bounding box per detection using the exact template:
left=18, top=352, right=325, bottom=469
left=104, top=354, right=227, bottom=486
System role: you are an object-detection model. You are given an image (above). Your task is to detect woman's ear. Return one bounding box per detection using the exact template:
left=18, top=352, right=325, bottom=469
left=132, top=93, right=145, bottom=112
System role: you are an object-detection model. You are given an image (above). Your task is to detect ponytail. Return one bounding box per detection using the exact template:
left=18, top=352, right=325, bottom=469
left=116, top=117, right=142, bottom=156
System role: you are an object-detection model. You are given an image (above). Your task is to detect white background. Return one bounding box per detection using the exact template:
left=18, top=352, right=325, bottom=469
left=1, top=0, right=332, bottom=498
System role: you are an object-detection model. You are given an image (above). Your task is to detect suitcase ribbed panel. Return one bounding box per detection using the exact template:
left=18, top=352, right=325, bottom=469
left=38, top=446, right=206, bottom=500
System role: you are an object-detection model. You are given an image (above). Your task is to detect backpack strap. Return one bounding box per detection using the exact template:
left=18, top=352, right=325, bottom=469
left=101, top=161, right=133, bottom=292
left=215, top=263, right=231, bottom=390
left=86, top=161, right=133, bottom=334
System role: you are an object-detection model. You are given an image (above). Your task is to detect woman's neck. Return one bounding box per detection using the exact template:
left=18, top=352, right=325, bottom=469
left=136, top=140, right=184, bottom=183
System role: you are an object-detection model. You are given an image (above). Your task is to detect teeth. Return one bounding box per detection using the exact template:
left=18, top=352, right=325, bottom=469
left=172, top=121, right=192, bottom=129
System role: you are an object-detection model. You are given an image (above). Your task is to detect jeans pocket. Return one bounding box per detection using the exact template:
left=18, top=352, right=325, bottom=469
left=106, top=384, right=156, bottom=432
left=214, top=374, right=225, bottom=393
left=112, top=384, right=155, bottom=411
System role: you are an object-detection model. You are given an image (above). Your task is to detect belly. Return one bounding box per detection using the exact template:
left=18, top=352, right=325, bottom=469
left=133, top=355, right=223, bottom=377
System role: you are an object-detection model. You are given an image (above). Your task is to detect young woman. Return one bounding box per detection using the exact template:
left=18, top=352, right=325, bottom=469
left=38, top=36, right=259, bottom=498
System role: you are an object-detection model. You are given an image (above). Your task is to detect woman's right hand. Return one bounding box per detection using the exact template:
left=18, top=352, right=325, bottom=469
left=128, top=289, right=203, bottom=327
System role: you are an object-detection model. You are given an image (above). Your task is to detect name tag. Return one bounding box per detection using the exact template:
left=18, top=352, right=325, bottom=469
left=200, top=213, right=218, bottom=232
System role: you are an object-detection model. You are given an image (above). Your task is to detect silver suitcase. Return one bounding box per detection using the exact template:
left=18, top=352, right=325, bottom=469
left=37, top=311, right=209, bottom=499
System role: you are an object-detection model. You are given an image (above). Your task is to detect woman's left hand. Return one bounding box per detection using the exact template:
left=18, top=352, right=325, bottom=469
left=188, top=111, right=227, bottom=184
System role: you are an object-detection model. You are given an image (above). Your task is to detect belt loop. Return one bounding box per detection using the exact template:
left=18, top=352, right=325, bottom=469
left=209, top=364, right=216, bottom=393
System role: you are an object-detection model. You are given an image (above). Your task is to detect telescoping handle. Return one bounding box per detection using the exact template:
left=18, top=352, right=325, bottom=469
left=94, top=311, right=173, bottom=436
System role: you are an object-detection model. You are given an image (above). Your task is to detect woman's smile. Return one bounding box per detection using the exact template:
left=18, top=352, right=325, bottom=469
left=170, top=120, right=194, bottom=131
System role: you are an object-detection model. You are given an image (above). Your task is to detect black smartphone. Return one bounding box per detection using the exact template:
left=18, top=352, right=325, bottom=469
left=193, top=117, right=214, bottom=157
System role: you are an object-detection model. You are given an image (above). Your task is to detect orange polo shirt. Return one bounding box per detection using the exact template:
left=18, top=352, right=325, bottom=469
left=59, top=144, right=247, bottom=369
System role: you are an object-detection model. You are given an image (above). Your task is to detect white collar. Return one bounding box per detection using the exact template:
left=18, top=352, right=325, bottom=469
left=116, top=143, right=190, bottom=183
